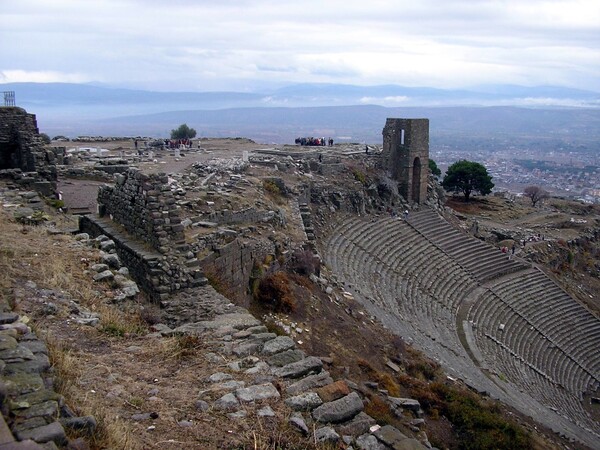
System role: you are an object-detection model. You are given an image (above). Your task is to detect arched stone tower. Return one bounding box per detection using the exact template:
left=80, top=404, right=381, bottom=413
left=382, top=118, right=429, bottom=204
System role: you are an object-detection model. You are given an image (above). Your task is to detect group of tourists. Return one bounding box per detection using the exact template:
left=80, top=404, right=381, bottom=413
left=133, top=138, right=194, bottom=154
left=167, top=138, right=193, bottom=149
left=295, top=137, right=334, bottom=147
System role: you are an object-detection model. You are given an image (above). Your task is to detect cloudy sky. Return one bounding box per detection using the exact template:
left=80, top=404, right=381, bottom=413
left=1, top=0, right=599, bottom=92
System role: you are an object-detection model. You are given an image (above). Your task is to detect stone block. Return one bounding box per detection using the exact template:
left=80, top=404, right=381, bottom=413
left=284, top=392, right=323, bottom=411
left=261, top=336, right=295, bottom=356
left=235, top=383, right=280, bottom=402
left=312, top=392, right=363, bottom=423
left=316, top=380, right=351, bottom=403
left=15, top=421, right=66, bottom=445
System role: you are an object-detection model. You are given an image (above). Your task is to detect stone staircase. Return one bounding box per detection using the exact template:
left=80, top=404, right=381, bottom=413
left=406, top=209, right=528, bottom=283
left=0, top=309, right=96, bottom=449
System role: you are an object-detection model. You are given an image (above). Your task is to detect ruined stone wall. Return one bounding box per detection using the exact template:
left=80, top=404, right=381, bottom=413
left=199, top=238, right=275, bottom=293
left=201, top=207, right=276, bottom=226
left=97, top=169, right=185, bottom=254
left=79, top=215, right=206, bottom=301
left=0, top=107, right=58, bottom=196
left=382, top=118, right=429, bottom=204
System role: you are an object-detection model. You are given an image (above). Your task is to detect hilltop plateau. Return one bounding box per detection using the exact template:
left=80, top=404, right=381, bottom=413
left=0, top=136, right=598, bottom=449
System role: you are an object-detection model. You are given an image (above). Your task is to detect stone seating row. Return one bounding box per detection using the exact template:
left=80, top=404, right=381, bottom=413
left=482, top=302, right=594, bottom=397
left=323, top=212, right=600, bottom=442
left=334, top=217, right=476, bottom=316
left=469, top=290, right=599, bottom=411
left=409, top=210, right=600, bottom=399
left=323, top=216, right=470, bottom=361
left=475, top=336, right=596, bottom=430
left=407, top=210, right=528, bottom=283
left=477, top=331, right=600, bottom=432
left=486, top=270, right=600, bottom=371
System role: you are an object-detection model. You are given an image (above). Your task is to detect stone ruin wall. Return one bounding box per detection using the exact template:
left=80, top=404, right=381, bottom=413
left=90, top=169, right=211, bottom=301
left=201, top=207, right=277, bottom=226
left=97, top=169, right=185, bottom=254
left=0, top=107, right=60, bottom=196
left=87, top=168, right=282, bottom=300
left=199, top=238, right=275, bottom=295
left=382, top=118, right=429, bottom=204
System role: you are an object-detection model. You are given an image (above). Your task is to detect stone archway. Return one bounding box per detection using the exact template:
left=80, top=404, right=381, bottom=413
left=412, top=157, right=421, bottom=203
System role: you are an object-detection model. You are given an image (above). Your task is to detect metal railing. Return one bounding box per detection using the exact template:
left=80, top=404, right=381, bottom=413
left=3, top=91, right=15, bottom=106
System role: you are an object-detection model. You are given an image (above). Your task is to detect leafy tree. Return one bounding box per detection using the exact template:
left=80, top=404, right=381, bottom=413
left=428, top=159, right=441, bottom=177
left=39, top=133, right=51, bottom=145
left=442, top=160, right=494, bottom=202
left=523, top=185, right=549, bottom=206
left=170, top=123, right=197, bottom=139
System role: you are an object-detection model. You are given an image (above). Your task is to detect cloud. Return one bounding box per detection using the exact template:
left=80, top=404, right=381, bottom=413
left=1, top=0, right=598, bottom=91
left=0, top=70, right=91, bottom=84
left=360, top=96, right=410, bottom=105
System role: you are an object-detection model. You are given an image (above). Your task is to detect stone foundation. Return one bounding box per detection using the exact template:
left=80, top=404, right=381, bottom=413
left=79, top=215, right=205, bottom=301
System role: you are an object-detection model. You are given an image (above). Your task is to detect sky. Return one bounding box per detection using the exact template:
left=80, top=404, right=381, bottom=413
left=1, top=0, right=599, bottom=92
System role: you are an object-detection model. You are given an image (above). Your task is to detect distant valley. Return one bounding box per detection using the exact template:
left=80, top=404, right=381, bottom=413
left=2, top=82, right=599, bottom=152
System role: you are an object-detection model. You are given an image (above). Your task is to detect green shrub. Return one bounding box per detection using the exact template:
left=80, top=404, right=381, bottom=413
left=46, top=198, right=65, bottom=209
left=407, top=359, right=440, bottom=381
left=431, top=384, right=531, bottom=449
left=263, top=180, right=281, bottom=195
left=16, top=211, right=50, bottom=225
left=352, top=168, right=367, bottom=185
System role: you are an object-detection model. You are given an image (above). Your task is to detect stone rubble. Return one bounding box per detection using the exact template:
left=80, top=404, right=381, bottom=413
left=0, top=308, right=96, bottom=448
left=160, top=286, right=430, bottom=449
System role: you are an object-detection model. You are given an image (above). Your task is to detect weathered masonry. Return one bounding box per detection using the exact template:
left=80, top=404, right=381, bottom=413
left=80, top=169, right=205, bottom=300
left=0, top=106, right=59, bottom=196
left=382, top=118, right=429, bottom=204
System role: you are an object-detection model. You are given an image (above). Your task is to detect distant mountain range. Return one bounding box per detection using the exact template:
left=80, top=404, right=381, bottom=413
left=1, top=82, right=599, bottom=146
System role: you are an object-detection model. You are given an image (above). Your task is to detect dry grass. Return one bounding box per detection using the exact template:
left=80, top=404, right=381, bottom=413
left=0, top=214, right=100, bottom=306
left=364, top=395, right=396, bottom=426
left=47, top=337, right=138, bottom=449
left=357, top=358, right=401, bottom=397
left=0, top=207, right=331, bottom=449
left=157, top=335, right=204, bottom=361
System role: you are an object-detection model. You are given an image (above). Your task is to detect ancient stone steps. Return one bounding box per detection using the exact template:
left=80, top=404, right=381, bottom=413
left=469, top=289, right=599, bottom=407
left=0, top=311, right=84, bottom=448
left=406, top=209, right=530, bottom=284
left=323, top=210, right=600, bottom=443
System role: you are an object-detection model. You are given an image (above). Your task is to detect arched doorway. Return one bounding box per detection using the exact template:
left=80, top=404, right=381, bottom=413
left=412, top=157, right=421, bottom=203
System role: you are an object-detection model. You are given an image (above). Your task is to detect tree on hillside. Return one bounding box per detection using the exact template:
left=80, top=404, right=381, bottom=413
left=39, top=133, right=51, bottom=145
left=523, top=185, right=549, bottom=206
left=442, top=160, right=494, bottom=202
left=170, top=123, right=197, bottom=139
left=429, top=159, right=441, bottom=177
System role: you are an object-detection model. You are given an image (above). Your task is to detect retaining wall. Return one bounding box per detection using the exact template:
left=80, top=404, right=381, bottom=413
left=80, top=215, right=205, bottom=301
left=199, top=238, right=274, bottom=292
